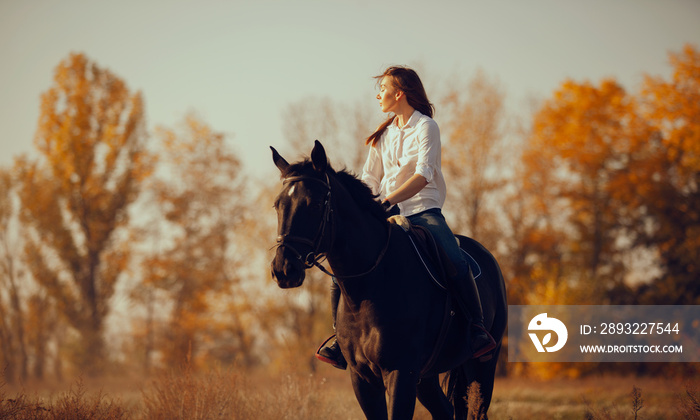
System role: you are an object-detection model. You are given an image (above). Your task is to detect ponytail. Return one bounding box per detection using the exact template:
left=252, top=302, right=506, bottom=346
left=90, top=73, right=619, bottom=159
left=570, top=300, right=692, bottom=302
left=366, top=115, right=395, bottom=146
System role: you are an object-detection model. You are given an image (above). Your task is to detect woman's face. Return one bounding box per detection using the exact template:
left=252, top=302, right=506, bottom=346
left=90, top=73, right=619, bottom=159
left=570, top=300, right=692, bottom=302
left=377, top=76, right=400, bottom=113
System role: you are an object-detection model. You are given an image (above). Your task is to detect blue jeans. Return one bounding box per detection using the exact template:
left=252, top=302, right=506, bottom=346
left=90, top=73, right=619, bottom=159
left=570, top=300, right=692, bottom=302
left=407, top=208, right=475, bottom=279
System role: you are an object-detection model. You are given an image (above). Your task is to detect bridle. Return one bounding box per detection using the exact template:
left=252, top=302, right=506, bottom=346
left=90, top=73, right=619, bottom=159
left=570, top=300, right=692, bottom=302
left=276, top=173, right=334, bottom=273
left=275, top=172, right=392, bottom=280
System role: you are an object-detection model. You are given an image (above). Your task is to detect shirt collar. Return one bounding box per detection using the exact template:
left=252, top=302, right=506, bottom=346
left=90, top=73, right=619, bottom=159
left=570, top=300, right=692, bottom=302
left=392, top=109, right=422, bottom=129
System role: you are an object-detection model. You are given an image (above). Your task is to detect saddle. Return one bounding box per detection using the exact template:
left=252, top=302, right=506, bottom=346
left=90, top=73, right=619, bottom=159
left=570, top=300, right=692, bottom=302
left=388, top=215, right=481, bottom=290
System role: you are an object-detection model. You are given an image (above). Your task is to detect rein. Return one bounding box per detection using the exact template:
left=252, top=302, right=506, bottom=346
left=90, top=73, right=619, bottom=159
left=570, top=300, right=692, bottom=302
left=276, top=173, right=392, bottom=280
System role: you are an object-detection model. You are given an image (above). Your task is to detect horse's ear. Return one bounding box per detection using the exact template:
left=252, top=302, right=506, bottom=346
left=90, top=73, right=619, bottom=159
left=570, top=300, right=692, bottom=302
left=311, top=140, right=327, bottom=173
left=270, top=146, right=289, bottom=173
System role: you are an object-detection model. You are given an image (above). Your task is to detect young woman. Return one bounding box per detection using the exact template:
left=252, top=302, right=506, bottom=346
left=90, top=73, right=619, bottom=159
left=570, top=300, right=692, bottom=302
left=316, top=66, right=496, bottom=369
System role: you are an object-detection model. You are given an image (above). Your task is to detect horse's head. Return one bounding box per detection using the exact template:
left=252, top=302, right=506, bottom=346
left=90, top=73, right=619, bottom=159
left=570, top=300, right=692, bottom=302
left=270, top=141, right=333, bottom=288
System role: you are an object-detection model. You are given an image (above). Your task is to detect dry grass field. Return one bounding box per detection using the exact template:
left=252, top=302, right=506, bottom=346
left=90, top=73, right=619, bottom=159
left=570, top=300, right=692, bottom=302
left=2, top=367, right=698, bottom=419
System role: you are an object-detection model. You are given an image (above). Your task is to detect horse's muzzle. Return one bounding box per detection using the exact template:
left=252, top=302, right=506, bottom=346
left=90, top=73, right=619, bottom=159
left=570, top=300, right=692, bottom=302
left=271, top=247, right=306, bottom=288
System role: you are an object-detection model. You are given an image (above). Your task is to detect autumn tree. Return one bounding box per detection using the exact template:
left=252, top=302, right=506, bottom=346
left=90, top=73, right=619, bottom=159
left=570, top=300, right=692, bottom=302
left=440, top=69, right=508, bottom=248
left=516, top=44, right=700, bottom=307
left=137, top=113, right=252, bottom=369
left=0, top=171, right=63, bottom=381
left=507, top=46, right=700, bottom=377
left=500, top=114, right=573, bottom=306
left=15, top=53, right=152, bottom=375
left=624, top=44, right=700, bottom=304
left=502, top=82, right=637, bottom=378
left=521, top=78, right=641, bottom=302
left=0, top=169, right=29, bottom=383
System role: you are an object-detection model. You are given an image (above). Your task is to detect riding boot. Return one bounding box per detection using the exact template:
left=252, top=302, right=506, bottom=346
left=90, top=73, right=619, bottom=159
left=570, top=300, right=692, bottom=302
left=316, top=281, right=347, bottom=369
left=451, top=267, right=497, bottom=359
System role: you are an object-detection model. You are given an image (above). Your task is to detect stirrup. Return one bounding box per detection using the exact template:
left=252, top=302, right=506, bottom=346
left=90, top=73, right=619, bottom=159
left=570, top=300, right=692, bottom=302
left=315, top=334, right=347, bottom=370
left=471, top=324, right=497, bottom=359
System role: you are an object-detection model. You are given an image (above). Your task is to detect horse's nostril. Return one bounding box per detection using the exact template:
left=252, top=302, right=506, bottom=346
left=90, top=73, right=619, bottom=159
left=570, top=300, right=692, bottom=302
left=270, top=255, right=305, bottom=288
left=284, top=262, right=296, bottom=278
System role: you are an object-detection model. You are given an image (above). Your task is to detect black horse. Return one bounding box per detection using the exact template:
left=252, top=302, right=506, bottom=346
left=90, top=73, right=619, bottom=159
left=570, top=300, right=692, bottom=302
left=270, top=141, right=507, bottom=420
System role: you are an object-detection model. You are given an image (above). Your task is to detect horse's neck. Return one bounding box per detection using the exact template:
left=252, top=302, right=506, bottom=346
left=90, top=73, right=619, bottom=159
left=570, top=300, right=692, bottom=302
left=326, top=179, right=388, bottom=281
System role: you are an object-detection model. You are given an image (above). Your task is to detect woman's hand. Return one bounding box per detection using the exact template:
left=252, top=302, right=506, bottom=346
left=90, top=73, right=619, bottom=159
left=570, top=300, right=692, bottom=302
left=381, top=198, right=393, bottom=211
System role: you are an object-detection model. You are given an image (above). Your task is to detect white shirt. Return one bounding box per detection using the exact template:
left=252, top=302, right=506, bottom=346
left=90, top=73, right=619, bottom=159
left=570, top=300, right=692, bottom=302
left=361, top=110, right=447, bottom=217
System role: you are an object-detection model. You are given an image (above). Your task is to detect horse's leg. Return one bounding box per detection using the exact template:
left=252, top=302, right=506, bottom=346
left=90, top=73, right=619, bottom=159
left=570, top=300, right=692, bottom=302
left=351, top=371, right=388, bottom=420
left=473, top=343, right=502, bottom=419
left=457, top=360, right=500, bottom=420
left=384, top=370, right=418, bottom=420
left=416, top=375, right=453, bottom=420
left=453, top=364, right=474, bottom=420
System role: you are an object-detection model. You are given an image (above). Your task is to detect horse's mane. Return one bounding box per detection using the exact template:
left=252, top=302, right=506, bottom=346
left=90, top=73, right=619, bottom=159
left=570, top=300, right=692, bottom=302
left=282, top=158, right=388, bottom=223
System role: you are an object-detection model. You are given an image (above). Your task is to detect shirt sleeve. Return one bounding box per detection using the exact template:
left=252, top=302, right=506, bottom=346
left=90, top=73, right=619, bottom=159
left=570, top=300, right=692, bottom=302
left=361, top=142, right=383, bottom=196
left=414, top=119, right=441, bottom=184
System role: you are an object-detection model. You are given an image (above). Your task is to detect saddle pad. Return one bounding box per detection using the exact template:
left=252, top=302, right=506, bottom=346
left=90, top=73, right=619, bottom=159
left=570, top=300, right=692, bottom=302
left=404, top=225, right=482, bottom=290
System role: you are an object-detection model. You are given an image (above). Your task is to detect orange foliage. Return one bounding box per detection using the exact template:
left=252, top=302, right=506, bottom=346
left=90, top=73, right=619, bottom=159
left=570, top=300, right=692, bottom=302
left=522, top=77, right=640, bottom=302
left=630, top=44, right=700, bottom=303
left=136, top=113, right=252, bottom=369
left=14, top=52, right=153, bottom=375
left=517, top=44, right=700, bottom=308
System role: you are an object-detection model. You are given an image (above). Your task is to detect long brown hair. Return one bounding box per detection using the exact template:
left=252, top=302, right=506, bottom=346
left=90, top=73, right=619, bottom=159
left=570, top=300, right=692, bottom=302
left=366, top=66, right=435, bottom=146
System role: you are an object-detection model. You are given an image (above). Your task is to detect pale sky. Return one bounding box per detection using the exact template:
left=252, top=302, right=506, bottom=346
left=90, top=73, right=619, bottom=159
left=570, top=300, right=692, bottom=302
left=2, top=0, right=699, bottom=178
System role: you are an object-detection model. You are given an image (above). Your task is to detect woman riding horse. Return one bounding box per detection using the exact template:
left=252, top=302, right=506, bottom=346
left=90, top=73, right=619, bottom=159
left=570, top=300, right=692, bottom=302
left=270, top=141, right=507, bottom=419
left=317, top=66, right=496, bottom=368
